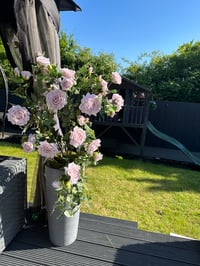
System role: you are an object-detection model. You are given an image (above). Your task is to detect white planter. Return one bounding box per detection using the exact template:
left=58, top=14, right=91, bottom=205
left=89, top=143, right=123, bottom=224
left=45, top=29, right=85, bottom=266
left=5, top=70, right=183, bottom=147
left=45, top=165, right=80, bottom=246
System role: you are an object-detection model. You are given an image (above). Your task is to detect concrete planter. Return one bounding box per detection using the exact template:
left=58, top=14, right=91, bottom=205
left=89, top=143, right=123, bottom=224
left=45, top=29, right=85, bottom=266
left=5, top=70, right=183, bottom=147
left=45, top=165, right=80, bottom=246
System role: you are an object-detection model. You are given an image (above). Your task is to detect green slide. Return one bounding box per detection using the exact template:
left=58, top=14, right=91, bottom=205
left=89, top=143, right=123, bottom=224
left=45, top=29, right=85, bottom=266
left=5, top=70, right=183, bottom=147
left=147, top=120, right=200, bottom=166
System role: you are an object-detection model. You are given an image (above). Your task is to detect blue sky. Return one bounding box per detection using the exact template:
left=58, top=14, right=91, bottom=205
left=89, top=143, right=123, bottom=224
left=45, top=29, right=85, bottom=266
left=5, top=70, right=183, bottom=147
left=60, top=0, right=200, bottom=66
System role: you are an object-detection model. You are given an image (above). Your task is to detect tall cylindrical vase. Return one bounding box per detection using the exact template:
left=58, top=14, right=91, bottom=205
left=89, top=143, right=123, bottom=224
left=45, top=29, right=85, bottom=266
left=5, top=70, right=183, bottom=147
left=45, top=165, right=80, bottom=246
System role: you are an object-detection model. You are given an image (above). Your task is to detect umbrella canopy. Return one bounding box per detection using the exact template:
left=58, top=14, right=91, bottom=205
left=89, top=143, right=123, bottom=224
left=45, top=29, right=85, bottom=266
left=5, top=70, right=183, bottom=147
left=0, top=1, right=81, bottom=21
left=0, top=0, right=81, bottom=70
left=55, top=0, right=81, bottom=11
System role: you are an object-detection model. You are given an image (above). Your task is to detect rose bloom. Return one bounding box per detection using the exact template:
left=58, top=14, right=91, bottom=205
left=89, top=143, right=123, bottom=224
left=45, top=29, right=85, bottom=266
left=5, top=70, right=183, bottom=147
left=112, top=72, right=122, bottom=84
left=100, top=78, right=108, bottom=95
left=14, top=67, right=20, bottom=77
left=94, top=152, right=103, bottom=163
left=60, top=68, right=75, bottom=79
left=77, top=115, right=89, bottom=126
left=28, top=134, right=36, bottom=144
left=38, top=141, right=59, bottom=158
left=36, top=56, right=50, bottom=67
left=61, top=77, right=74, bottom=90
left=21, top=70, right=32, bottom=80
left=64, top=162, right=80, bottom=185
left=22, top=142, right=34, bottom=153
left=7, top=105, right=30, bottom=126
left=112, top=93, right=124, bottom=112
left=70, top=126, right=86, bottom=148
left=45, top=89, right=67, bottom=111
left=87, top=139, right=101, bottom=155
left=79, top=93, right=101, bottom=116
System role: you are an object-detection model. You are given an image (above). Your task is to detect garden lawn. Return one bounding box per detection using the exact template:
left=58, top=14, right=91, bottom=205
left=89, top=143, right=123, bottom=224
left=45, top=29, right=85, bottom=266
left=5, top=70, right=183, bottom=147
left=1, top=141, right=200, bottom=239
left=0, top=141, right=39, bottom=204
left=84, top=156, right=200, bottom=240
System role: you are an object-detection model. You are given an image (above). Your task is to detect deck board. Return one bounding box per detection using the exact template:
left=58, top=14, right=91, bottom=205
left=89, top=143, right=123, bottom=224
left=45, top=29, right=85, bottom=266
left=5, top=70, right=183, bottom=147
left=1, top=212, right=200, bottom=266
left=80, top=212, right=138, bottom=228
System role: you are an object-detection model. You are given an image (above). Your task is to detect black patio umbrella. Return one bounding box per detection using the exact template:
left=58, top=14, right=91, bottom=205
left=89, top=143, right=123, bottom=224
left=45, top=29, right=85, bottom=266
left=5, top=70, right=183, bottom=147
left=0, top=0, right=81, bottom=70
left=55, top=0, right=81, bottom=11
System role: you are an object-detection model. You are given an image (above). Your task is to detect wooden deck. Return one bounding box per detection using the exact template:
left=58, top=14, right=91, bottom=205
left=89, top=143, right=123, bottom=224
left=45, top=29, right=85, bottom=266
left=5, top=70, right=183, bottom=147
left=1, top=212, right=200, bottom=265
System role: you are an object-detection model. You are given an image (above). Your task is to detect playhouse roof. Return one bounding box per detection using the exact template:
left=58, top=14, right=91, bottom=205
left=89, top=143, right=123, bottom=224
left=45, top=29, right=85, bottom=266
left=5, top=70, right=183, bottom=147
left=111, top=77, right=151, bottom=94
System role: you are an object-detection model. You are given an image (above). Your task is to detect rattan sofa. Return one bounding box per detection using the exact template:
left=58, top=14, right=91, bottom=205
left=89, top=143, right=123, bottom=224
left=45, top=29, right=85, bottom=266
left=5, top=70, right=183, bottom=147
left=0, top=156, right=26, bottom=253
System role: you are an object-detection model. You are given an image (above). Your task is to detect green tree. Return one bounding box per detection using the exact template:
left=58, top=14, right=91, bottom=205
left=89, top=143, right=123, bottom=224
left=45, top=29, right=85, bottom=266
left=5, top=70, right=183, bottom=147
left=60, top=32, right=119, bottom=79
left=124, top=41, right=200, bottom=103
left=0, top=38, right=13, bottom=89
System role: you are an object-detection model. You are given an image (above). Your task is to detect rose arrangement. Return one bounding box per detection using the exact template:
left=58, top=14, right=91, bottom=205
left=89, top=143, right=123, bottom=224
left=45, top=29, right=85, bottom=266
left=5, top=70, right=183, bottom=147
left=7, top=56, right=124, bottom=216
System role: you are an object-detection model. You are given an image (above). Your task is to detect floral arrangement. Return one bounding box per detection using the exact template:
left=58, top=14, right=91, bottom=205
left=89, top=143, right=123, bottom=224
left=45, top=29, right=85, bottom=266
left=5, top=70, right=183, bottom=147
left=7, top=56, right=124, bottom=216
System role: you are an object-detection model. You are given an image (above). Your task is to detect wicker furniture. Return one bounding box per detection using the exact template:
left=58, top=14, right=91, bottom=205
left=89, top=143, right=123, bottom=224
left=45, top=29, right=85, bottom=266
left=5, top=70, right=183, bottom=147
left=0, top=156, right=26, bottom=253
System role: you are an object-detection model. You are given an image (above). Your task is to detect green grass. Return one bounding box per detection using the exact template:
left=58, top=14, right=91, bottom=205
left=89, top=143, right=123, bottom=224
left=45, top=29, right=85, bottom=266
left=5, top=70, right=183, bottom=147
left=0, top=141, right=39, bottom=203
left=84, top=157, right=200, bottom=240
left=1, top=141, right=200, bottom=239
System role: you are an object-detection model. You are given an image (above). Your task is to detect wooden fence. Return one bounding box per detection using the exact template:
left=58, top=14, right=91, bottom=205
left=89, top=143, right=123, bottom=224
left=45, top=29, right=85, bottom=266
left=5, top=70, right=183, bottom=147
left=146, top=101, right=200, bottom=152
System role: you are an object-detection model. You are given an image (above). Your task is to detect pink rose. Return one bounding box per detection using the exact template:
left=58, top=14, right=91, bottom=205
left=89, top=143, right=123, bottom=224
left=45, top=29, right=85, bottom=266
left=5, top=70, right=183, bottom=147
left=100, top=78, right=108, bottom=95
left=38, top=141, right=59, bottom=158
left=14, top=67, right=20, bottom=77
left=112, top=93, right=124, bottom=112
left=22, top=142, right=34, bottom=153
left=60, top=68, right=75, bottom=79
left=70, top=126, right=86, bottom=148
left=28, top=134, right=36, bottom=144
left=61, top=77, right=74, bottom=90
left=36, top=56, right=50, bottom=67
left=21, top=70, right=32, bottom=80
left=87, top=139, right=101, bottom=155
left=64, top=162, right=80, bottom=184
left=94, top=152, right=103, bottom=163
left=112, top=72, right=122, bottom=84
left=7, top=105, right=30, bottom=126
left=77, top=115, right=89, bottom=126
left=45, top=89, right=67, bottom=111
left=79, top=93, right=101, bottom=116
